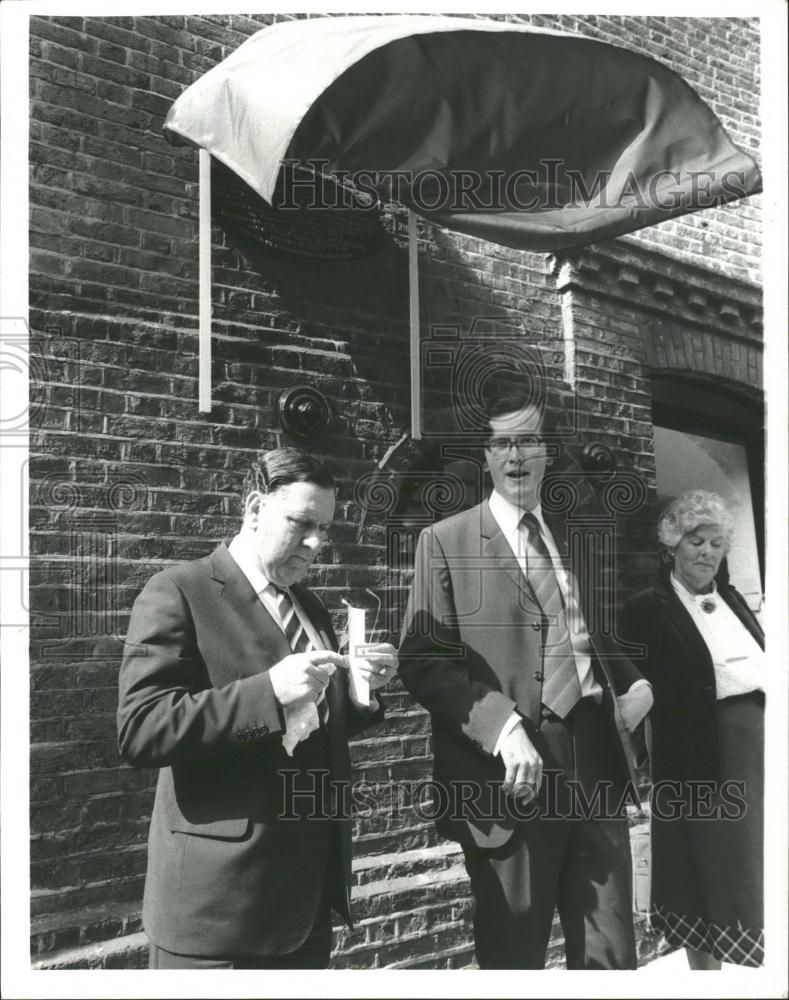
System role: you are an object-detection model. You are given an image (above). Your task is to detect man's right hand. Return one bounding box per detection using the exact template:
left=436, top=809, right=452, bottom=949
left=268, top=651, right=346, bottom=708
left=500, top=723, right=543, bottom=803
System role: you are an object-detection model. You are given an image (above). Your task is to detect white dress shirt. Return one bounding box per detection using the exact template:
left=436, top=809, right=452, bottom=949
left=670, top=572, right=764, bottom=699
left=487, top=491, right=647, bottom=754
left=227, top=535, right=328, bottom=710
left=227, top=535, right=378, bottom=715
left=228, top=536, right=325, bottom=649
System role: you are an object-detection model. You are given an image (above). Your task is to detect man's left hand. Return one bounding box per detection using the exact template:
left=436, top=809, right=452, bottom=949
left=616, top=683, right=654, bottom=733
left=347, top=642, right=398, bottom=693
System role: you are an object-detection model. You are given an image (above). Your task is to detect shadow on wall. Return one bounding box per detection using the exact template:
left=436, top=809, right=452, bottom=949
left=208, top=166, right=559, bottom=440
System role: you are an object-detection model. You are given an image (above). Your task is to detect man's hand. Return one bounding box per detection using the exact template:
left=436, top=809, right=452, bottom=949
left=500, top=723, right=543, bottom=804
left=269, top=650, right=346, bottom=708
left=616, top=683, right=654, bottom=733
left=346, top=642, right=398, bottom=693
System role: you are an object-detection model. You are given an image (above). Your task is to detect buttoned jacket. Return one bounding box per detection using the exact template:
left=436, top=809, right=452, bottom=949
left=620, top=566, right=764, bottom=784
left=118, top=541, right=382, bottom=956
left=399, top=499, right=644, bottom=848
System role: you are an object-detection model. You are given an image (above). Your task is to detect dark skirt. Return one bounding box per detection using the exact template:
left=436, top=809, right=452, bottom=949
left=650, top=691, right=764, bottom=966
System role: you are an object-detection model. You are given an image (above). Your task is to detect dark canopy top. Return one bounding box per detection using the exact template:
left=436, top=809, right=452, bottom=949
left=164, top=15, right=761, bottom=252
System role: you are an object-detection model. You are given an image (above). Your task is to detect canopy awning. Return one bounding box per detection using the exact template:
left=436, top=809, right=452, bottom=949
left=162, top=15, right=762, bottom=421
left=165, top=14, right=760, bottom=250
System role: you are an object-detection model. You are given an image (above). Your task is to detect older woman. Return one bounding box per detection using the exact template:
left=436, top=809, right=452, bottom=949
left=621, top=490, right=764, bottom=970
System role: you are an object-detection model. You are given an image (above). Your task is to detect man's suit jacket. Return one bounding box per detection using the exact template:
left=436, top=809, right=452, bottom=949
left=620, top=566, right=764, bottom=785
left=399, top=500, right=644, bottom=849
left=117, top=542, right=382, bottom=958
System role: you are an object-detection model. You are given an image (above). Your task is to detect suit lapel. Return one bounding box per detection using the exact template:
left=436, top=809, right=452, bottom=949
left=550, top=507, right=616, bottom=688
left=480, top=500, right=540, bottom=610
left=211, top=545, right=350, bottom=749
left=541, top=513, right=641, bottom=781
left=654, top=573, right=714, bottom=669
left=209, top=543, right=292, bottom=665
left=543, top=510, right=594, bottom=614
left=542, top=511, right=568, bottom=558
left=720, top=587, right=765, bottom=650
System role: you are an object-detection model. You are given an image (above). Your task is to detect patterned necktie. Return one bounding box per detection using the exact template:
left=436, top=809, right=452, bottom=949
left=268, top=584, right=312, bottom=655
left=267, top=584, right=328, bottom=723
left=520, top=512, right=582, bottom=719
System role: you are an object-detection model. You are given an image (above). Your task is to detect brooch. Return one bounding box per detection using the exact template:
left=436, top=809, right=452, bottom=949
left=700, top=598, right=717, bottom=614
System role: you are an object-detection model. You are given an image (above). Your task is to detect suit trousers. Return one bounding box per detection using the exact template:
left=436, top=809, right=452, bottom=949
left=461, top=698, right=637, bottom=969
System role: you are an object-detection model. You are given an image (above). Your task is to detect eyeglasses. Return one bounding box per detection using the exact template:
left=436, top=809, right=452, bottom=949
left=486, top=435, right=545, bottom=455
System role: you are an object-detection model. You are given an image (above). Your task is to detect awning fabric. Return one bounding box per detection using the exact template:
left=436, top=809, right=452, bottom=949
left=164, top=14, right=761, bottom=251
left=163, top=14, right=762, bottom=422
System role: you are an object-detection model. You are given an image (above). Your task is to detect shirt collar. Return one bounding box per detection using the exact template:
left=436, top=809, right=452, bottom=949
left=488, top=489, right=546, bottom=537
left=227, top=533, right=272, bottom=595
left=670, top=570, right=718, bottom=602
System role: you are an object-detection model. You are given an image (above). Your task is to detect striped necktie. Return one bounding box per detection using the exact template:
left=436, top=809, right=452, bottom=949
left=266, top=583, right=328, bottom=723
left=520, top=512, right=582, bottom=719
left=268, top=584, right=312, bottom=655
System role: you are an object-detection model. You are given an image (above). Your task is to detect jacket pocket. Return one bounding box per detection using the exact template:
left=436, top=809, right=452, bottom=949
left=170, top=812, right=252, bottom=840
left=166, top=762, right=252, bottom=840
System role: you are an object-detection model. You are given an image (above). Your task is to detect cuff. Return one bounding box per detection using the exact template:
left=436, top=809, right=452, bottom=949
left=232, top=670, right=284, bottom=743
left=493, top=711, right=523, bottom=757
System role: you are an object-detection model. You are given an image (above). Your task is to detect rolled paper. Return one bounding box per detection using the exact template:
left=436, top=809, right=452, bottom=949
left=346, top=605, right=370, bottom=706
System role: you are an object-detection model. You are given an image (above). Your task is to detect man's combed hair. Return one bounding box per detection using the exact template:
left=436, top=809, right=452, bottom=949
left=483, top=381, right=564, bottom=436
left=242, top=447, right=335, bottom=501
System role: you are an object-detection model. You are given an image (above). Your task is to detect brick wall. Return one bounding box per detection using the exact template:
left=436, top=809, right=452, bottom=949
left=484, top=14, right=762, bottom=283
left=28, top=13, right=761, bottom=969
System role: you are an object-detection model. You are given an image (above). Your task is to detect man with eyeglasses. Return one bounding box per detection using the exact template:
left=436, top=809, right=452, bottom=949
left=118, top=447, right=396, bottom=969
left=400, top=390, right=653, bottom=969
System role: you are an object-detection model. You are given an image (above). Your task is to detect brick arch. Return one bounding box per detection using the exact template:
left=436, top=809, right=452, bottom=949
left=649, top=367, right=764, bottom=584
left=644, top=324, right=762, bottom=391
left=649, top=367, right=763, bottom=411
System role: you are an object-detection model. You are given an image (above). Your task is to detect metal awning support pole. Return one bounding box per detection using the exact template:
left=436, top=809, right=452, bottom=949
left=408, top=209, right=421, bottom=440
left=198, top=148, right=212, bottom=413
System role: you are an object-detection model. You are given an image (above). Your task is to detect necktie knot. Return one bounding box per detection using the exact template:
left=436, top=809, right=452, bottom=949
left=521, top=510, right=541, bottom=536
left=266, top=583, right=310, bottom=654
left=521, top=512, right=549, bottom=561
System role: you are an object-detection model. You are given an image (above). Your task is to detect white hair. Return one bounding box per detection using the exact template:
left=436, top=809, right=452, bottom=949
left=657, top=490, right=735, bottom=551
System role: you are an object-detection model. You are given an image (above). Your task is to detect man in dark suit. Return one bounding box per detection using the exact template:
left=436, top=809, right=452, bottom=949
left=399, top=391, right=653, bottom=969
left=118, top=448, right=396, bottom=969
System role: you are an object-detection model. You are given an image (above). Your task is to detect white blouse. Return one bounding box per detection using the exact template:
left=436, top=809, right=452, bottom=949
left=670, top=573, right=764, bottom=699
